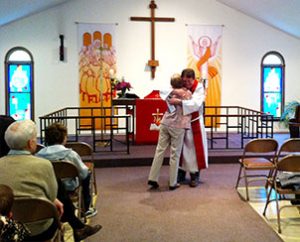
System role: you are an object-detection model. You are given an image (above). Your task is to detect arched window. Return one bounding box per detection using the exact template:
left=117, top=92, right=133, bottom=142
left=261, top=51, right=285, bottom=119
left=5, top=47, right=34, bottom=120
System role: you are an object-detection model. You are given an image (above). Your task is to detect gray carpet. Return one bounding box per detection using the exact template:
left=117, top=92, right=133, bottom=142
left=86, top=164, right=282, bottom=242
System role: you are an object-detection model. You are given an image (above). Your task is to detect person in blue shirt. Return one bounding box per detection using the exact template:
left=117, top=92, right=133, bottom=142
left=37, top=122, right=97, bottom=218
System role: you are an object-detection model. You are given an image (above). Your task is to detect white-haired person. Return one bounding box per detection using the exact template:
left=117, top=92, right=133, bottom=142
left=0, top=120, right=101, bottom=242
left=148, top=74, right=192, bottom=190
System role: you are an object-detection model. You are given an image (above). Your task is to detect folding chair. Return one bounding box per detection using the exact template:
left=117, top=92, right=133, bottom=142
left=235, top=138, right=278, bottom=201
left=12, top=197, right=63, bottom=242
left=52, top=160, right=85, bottom=220
left=65, top=142, right=97, bottom=195
left=276, top=138, right=300, bottom=160
left=264, top=138, right=300, bottom=201
left=35, top=143, right=45, bottom=153
left=263, top=154, right=300, bottom=233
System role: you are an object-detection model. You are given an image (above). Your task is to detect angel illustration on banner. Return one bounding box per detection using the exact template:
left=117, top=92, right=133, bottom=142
left=188, top=31, right=222, bottom=127
left=190, top=35, right=221, bottom=80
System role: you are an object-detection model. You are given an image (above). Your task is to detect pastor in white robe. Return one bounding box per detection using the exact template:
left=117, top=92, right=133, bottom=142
left=181, top=80, right=208, bottom=172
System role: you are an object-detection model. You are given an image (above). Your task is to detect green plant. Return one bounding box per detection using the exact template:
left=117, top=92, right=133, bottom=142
left=280, top=100, right=300, bottom=127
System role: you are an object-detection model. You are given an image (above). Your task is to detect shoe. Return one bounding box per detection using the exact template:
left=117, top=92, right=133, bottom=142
left=291, top=199, right=300, bottom=205
left=85, top=207, right=98, bottom=218
left=189, top=179, right=198, bottom=187
left=189, top=172, right=199, bottom=187
left=169, top=183, right=180, bottom=191
left=74, top=224, right=102, bottom=242
left=148, top=180, right=159, bottom=189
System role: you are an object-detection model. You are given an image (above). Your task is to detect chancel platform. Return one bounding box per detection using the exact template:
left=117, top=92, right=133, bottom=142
left=66, top=132, right=290, bottom=168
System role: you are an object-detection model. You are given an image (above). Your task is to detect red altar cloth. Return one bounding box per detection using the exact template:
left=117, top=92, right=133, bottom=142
left=135, top=91, right=167, bottom=144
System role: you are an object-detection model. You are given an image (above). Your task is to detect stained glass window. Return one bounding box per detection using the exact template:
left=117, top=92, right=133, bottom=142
left=5, top=47, right=34, bottom=120
left=261, top=52, right=285, bottom=119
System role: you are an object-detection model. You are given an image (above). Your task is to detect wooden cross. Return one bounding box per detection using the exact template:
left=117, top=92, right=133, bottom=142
left=130, top=0, right=175, bottom=79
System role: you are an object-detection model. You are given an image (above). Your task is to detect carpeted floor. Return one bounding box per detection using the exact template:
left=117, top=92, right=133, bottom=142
left=83, top=164, right=283, bottom=242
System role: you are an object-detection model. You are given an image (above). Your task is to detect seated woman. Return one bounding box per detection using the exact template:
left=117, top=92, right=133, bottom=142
left=37, top=122, right=97, bottom=218
left=0, top=184, right=30, bottom=242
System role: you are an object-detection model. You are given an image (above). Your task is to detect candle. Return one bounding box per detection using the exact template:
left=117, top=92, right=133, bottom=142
left=109, top=69, right=115, bottom=79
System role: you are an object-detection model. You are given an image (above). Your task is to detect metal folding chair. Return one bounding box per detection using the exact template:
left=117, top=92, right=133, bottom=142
left=35, top=143, right=45, bottom=153
left=52, top=160, right=85, bottom=220
left=235, top=138, right=278, bottom=201
left=263, top=154, right=300, bottom=233
left=65, top=142, right=97, bottom=195
left=12, top=197, right=63, bottom=242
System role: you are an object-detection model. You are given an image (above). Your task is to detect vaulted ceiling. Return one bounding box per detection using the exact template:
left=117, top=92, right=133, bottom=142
left=216, top=0, right=300, bottom=39
left=1, top=0, right=300, bottom=39
left=0, top=0, right=72, bottom=27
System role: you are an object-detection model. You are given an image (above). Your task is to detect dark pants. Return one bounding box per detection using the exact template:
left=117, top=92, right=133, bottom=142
left=57, top=179, right=85, bottom=229
left=82, top=172, right=92, bottom=211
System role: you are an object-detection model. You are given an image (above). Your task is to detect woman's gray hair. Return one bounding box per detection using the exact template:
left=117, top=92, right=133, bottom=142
left=5, top=120, right=37, bottom=150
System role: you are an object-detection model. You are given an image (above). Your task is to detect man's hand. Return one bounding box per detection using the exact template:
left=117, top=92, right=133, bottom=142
left=54, top=198, right=64, bottom=217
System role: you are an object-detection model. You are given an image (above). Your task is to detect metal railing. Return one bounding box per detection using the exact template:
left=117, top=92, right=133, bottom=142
left=204, top=106, right=274, bottom=149
left=39, top=106, right=274, bottom=151
left=39, top=107, right=131, bottom=153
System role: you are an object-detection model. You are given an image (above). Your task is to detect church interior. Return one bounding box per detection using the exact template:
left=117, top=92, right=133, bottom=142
left=0, top=0, right=300, bottom=241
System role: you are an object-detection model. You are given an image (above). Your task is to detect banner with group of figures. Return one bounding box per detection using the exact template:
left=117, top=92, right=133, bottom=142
left=187, top=25, right=223, bottom=127
left=77, top=23, right=117, bottom=130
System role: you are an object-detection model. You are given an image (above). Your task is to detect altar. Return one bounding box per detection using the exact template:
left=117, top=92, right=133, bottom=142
left=135, top=98, right=167, bottom=144
left=112, top=90, right=167, bottom=145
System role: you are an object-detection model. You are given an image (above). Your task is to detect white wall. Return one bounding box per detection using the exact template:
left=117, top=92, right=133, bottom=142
left=1, top=0, right=300, bottom=131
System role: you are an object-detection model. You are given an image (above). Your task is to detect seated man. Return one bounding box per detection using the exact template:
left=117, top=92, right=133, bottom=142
left=0, top=184, right=30, bottom=241
left=0, top=120, right=101, bottom=241
left=37, top=122, right=97, bottom=218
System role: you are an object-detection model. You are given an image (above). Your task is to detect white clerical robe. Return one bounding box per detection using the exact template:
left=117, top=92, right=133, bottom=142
left=181, top=81, right=208, bottom=172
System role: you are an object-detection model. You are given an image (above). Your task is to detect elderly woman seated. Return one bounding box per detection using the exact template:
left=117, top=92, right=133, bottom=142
left=37, top=122, right=97, bottom=218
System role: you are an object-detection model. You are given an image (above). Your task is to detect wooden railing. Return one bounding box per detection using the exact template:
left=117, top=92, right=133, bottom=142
left=204, top=106, right=274, bottom=149
left=39, top=107, right=131, bottom=153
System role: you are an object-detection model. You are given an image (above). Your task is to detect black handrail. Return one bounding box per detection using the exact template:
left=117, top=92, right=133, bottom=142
left=39, top=107, right=131, bottom=154
left=204, top=106, right=274, bottom=149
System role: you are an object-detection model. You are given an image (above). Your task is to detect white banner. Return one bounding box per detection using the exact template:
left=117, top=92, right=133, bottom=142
left=187, top=25, right=223, bottom=126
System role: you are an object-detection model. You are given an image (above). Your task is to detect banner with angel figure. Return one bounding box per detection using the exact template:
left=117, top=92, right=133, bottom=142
left=187, top=25, right=222, bottom=127
left=77, top=23, right=117, bottom=129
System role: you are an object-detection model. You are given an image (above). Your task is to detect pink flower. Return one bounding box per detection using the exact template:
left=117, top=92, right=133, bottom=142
left=115, top=80, right=132, bottom=91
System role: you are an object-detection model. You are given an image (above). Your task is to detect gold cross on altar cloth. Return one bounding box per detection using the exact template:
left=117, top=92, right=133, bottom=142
left=152, top=108, right=164, bottom=126
left=130, top=0, right=175, bottom=79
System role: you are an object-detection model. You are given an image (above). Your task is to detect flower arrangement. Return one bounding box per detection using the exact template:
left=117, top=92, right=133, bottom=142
left=109, top=69, right=132, bottom=98
left=114, top=78, right=132, bottom=91
left=111, top=77, right=132, bottom=98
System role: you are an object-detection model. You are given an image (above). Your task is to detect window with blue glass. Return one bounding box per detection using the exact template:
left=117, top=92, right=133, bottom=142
left=5, top=47, right=34, bottom=120
left=261, top=51, right=285, bottom=119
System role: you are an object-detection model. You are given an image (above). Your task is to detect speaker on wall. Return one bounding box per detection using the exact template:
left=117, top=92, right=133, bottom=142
left=59, top=34, right=64, bottom=61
